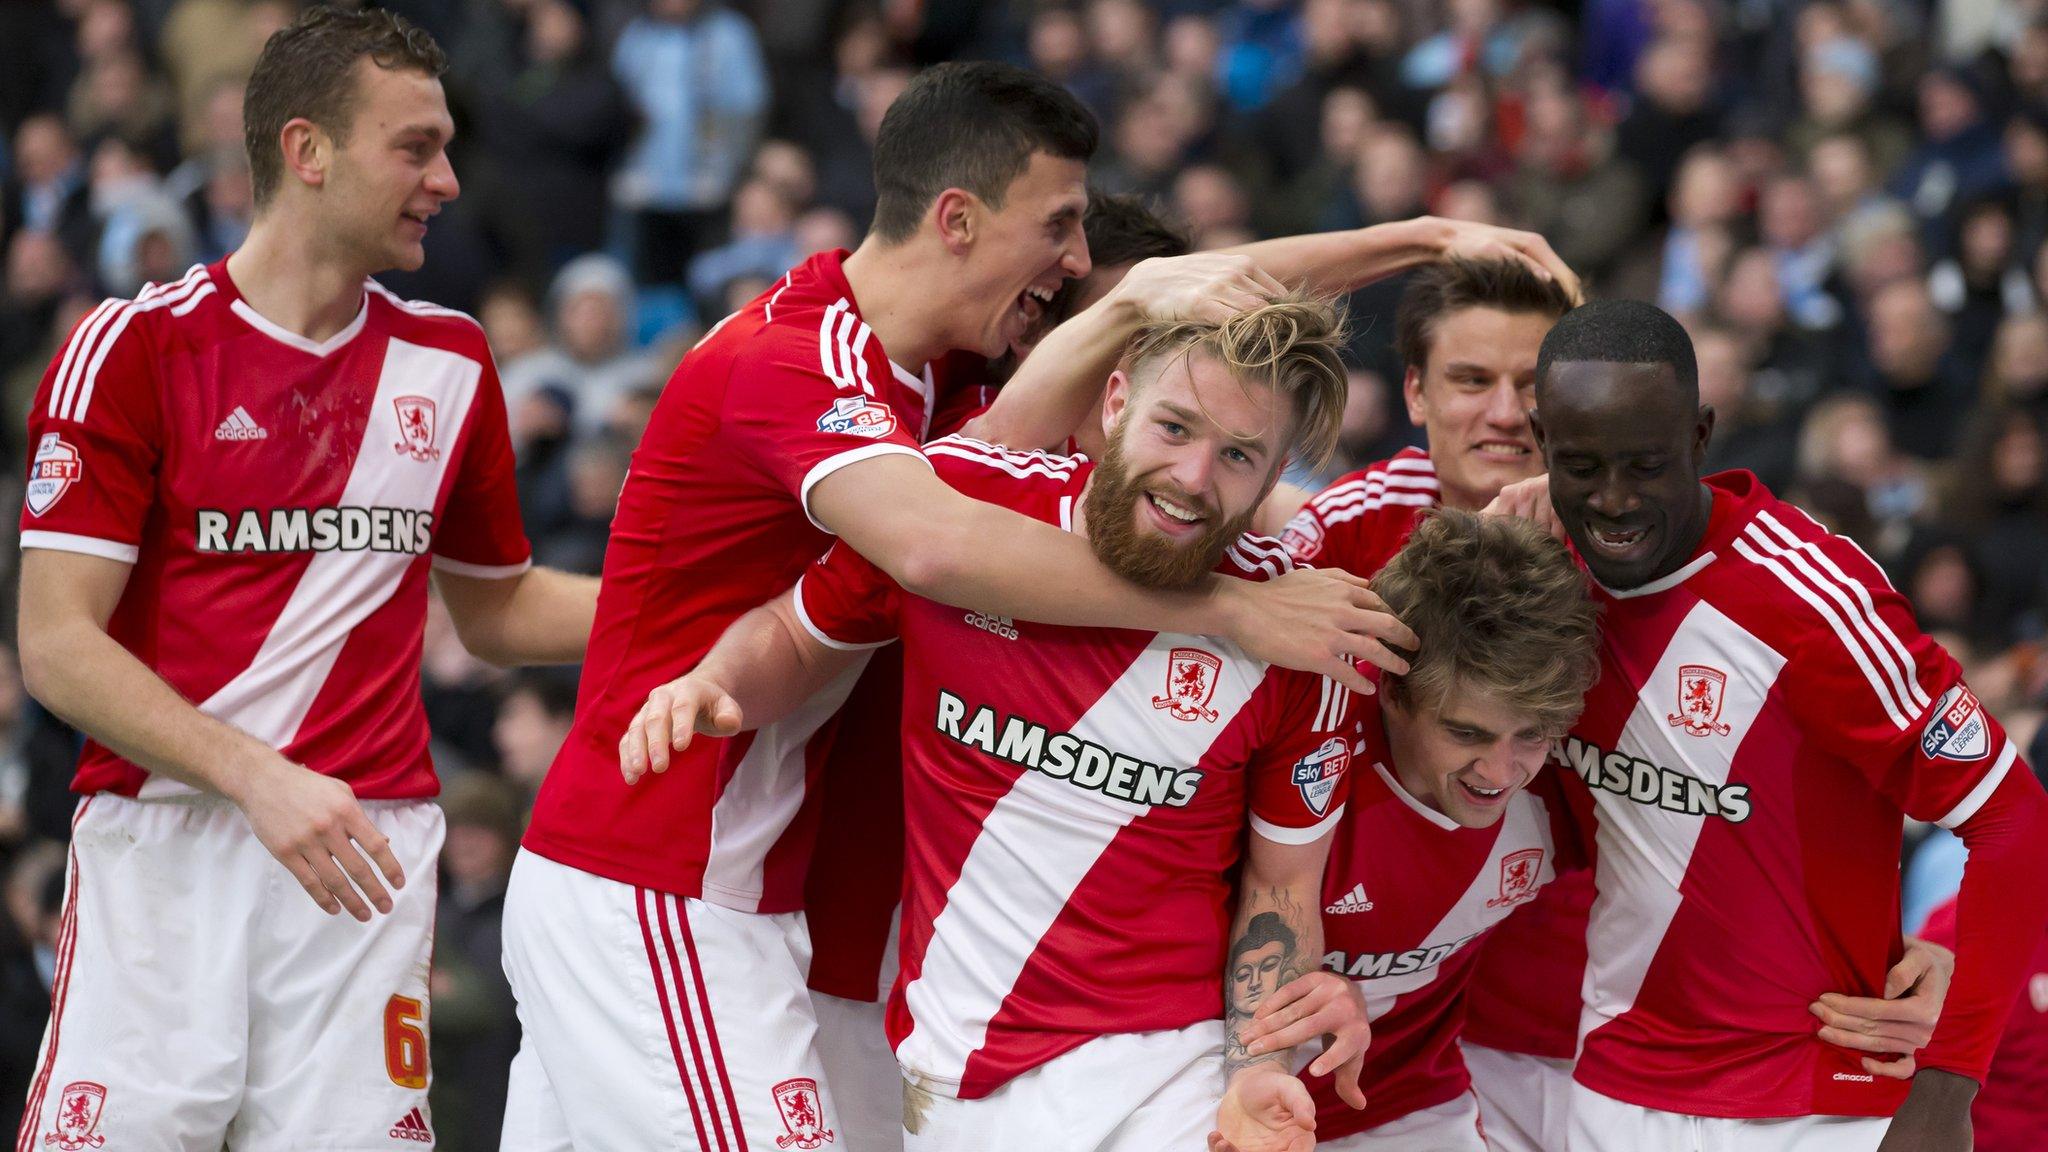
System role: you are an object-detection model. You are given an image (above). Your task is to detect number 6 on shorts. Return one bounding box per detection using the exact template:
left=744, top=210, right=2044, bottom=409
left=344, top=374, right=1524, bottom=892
left=385, top=994, right=428, bottom=1088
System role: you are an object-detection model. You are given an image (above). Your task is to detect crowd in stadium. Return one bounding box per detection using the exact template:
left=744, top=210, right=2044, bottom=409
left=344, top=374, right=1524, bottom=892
left=0, top=0, right=2045, bottom=1148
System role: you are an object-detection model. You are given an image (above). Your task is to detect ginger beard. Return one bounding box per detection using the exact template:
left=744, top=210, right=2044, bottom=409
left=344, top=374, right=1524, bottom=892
left=1083, top=425, right=1262, bottom=589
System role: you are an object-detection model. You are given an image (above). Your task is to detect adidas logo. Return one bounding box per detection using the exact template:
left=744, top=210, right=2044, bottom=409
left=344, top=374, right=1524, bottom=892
left=214, top=406, right=268, bottom=441
left=388, top=1107, right=432, bottom=1143
left=1326, top=883, right=1373, bottom=915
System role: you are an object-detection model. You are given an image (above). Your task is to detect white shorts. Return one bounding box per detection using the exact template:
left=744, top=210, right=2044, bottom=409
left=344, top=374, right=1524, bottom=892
left=1321, top=1091, right=1488, bottom=1152
left=1568, top=1082, right=1891, bottom=1152
left=1463, top=1043, right=1573, bottom=1152
left=901, top=1021, right=1223, bottom=1152
left=812, top=992, right=902, bottom=1152
left=17, top=793, right=443, bottom=1152
left=500, top=848, right=841, bottom=1152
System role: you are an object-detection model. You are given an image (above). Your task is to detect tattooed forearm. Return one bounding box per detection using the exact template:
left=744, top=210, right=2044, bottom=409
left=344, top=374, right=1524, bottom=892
left=1223, top=884, right=1321, bottom=1076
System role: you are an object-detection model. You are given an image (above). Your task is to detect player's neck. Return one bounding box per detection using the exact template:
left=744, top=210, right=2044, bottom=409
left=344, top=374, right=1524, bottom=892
left=1379, top=709, right=1442, bottom=815
left=840, top=235, right=959, bottom=371
left=226, top=216, right=373, bottom=345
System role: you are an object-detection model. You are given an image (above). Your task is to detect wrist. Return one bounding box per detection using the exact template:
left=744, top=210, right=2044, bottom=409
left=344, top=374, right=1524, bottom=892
left=216, top=741, right=290, bottom=807
left=1373, top=217, right=1447, bottom=270
left=1226, top=1058, right=1290, bottom=1089
left=1907, top=1066, right=1979, bottom=1105
left=1204, top=575, right=1252, bottom=641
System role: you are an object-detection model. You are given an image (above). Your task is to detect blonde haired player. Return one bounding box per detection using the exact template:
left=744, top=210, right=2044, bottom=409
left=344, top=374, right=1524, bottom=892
left=623, top=297, right=1370, bottom=1151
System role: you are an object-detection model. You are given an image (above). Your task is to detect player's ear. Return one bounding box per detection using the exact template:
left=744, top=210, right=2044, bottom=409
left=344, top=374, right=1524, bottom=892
left=1694, top=403, right=1716, bottom=463
left=1402, top=364, right=1426, bottom=427
left=1529, top=405, right=1546, bottom=451
left=278, top=117, right=329, bottom=192
left=933, top=188, right=978, bottom=255
left=1101, top=370, right=1131, bottom=437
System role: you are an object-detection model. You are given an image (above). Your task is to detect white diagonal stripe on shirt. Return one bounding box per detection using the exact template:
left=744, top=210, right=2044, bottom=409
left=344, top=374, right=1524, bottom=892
left=894, top=633, right=1264, bottom=1089
left=1580, top=598, right=1785, bottom=1045
left=139, top=338, right=481, bottom=794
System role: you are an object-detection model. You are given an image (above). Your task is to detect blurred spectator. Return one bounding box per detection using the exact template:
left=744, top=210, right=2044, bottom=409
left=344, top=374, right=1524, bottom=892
left=1617, top=36, right=1721, bottom=205
left=1173, top=163, right=1252, bottom=250
left=421, top=596, right=505, bottom=775
left=1859, top=277, right=1977, bottom=459
left=1657, top=145, right=1742, bottom=315
left=1509, top=76, right=1647, bottom=282
left=430, top=772, right=524, bottom=1152
left=530, top=434, right=631, bottom=574
left=1697, top=324, right=1799, bottom=490
left=1788, top=36, right=1911, bottom=178
left=1892, top=68, right=2007, bottom=255
left=611, top=0, right=768, bottom=284
left=1941, top=405, right=2048, bottom=643
left=2003, top=110, right=2048, bottom=258
left=468, top=0, right=635, bottom=287
left=1796, top=391, right=1928, bottom=555
left=3, top=115, right=93, bottom=266
left=158, top=0, right=289, bottom=157
left=1759, top=174, right=1842, bottom=331
left=492, top=670, right=578, bottom=799
left=501, top=253, right=660, bottom=435
left=687, top=177, right=799, bottom=318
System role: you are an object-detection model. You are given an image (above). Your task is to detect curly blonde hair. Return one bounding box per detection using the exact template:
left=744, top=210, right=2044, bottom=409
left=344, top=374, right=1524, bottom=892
left=1372, top=508, right=1602, bottom=735
left=1119, top=292, right=1349, bottom=471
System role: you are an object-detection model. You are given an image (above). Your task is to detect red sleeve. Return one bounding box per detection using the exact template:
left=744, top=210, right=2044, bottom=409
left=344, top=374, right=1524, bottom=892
left=1915, top=767, right=2048, bottom=1081
left=792, top=540, right=901, bottom=650
left=19, top=300, right=161, bottom=562
left=432, top=350, right=533, bottom=576
left=1780, top=533, right=2048, bottom=1082
left=1247, top=672, right=1355, bottom=845
left=725, top=335, right=928, bottom=527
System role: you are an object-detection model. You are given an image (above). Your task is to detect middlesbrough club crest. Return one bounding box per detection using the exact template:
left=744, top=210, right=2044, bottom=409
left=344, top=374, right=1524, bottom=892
left=1152, top=647, right=1222, bottom=722
left=44, top=1081, right=106, bottom=1150
left=1486, top=848, right=1545, bottom=908
left=1666, top=664, right=1733, bottom=737
left=392, top=395, right=440, bottom=462
left=771, top=1077, right=835, bottom=1149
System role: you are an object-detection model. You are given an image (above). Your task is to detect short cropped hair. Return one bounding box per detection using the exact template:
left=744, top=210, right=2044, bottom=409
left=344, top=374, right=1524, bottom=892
left=1044, top=190, right=1191, bottom=325
left=1395, top=257, right=1575, bottom=374
left=1120, top=293, right=1350, bottom=471
left=1534, top=298, right=1698, bottom=403
left=244, top=6, right=447, bottom=208
left=1372, top=508, right=1601, bottom=735
left=869, top=62, right=1099, bottom=242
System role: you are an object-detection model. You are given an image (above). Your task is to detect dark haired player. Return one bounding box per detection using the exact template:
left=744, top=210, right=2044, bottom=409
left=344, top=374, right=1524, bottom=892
left=503, top=63, right=1417, bottom=1149
left=15, top=7, right=595, bottom=1147
left=1531, top=301, right=2048, bottom=1151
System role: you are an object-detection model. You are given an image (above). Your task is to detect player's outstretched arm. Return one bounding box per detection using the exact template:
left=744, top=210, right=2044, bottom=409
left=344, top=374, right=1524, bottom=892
left=962, top=252, right=1288, bottom=451
left=619, top=589, right=861, bottom=784
left=1222, top=216, right=1582, bottom=302
left=20, top=549, right=406, bottom=921
left=810, top=454, right=1416, bottom=697
left=1215, top=835, right=1333, bottom=1152
left=433, top=566, right=599, bottom=666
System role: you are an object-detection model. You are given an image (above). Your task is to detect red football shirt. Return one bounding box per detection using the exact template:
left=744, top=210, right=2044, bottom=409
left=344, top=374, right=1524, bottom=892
left=1919, top=894, right=2048, bottom=1152
left=522, top=250, right=934, bottom=908
left=1277, top=447, right=1436, bottom=570
left=19, top=261, right=530, bottom=798
left=1562, top=471, right=2044, bottom=1117
left=1306, top=691, right=1586, bottom=1139
left=798, top=436, right=1356, bottom=1099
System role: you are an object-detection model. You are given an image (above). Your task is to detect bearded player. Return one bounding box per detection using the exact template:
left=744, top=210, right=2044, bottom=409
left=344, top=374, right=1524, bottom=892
left=506, top=64, right=1422, bottom=1151
left=16, top=8, right=595, bottom=1148
left=1531, top=301, right=2048, bottom=1151
left=626, top=298, right=1362, bottom=1151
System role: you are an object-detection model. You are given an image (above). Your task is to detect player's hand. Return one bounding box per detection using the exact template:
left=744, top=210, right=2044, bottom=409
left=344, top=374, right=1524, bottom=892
left=233, top=757, right=404, bottom=921
left=1240, top=970, right=1371, bottom=1109
left=1810, top=934, right=1954, bottom=1078
left=1112, top=253, right=1289, bottom=328
left=1214, top=1064, right=1316, bottom=1152
left=620, top=675, right=745, bottom=784
left=1875, top=1068, right=1976, bottom=1152
left=1480, top=474, right=1564, bottom=542
left=1223, top=567, right=1417, bottom=697
left=1426, top=217, right=1584, bottom=304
